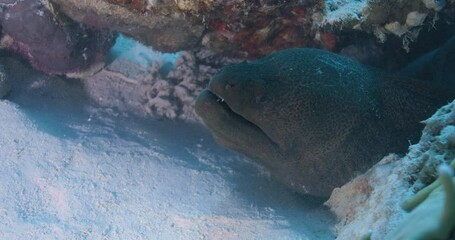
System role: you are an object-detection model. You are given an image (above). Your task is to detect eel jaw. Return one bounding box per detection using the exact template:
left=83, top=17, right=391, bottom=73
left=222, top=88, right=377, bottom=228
left=195, top=90, right=283, bottom=168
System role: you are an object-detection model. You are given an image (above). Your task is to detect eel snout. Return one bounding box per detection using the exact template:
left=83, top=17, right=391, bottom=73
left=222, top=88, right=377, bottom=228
left=207, top=71, right=246, bottom=112
left=195, top=89, right=284, bottom=169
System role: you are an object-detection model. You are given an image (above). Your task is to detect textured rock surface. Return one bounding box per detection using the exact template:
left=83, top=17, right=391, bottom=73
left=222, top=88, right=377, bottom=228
left=47, top=0, right=455, bottom=62
left=48, top=0, right=323, bottom=58
left=48, top=0, right=205, bottom=53
left=1, top=0, right=453, bottom=75
left=84, top=46, right=241, bottom=122
left=327, top=100, right=455, bottom=239
left=0, top=0, right=116, bottom=76
left=323, top=0, right=454, bottom=50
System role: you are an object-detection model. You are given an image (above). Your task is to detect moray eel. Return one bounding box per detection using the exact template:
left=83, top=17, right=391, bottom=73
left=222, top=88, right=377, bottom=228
left=195, top=48, right=454, bottom=198
left=399, top=35, right=455, bottom=91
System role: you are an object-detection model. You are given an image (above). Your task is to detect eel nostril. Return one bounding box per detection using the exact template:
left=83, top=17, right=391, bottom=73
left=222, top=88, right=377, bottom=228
left=255, top=94, right=269, bottom=105
left=225, top=84, right=235, bottom=90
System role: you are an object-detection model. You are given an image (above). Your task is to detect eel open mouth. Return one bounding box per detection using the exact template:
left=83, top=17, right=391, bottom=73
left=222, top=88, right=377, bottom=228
left=195, top=89, right=282, bottom=159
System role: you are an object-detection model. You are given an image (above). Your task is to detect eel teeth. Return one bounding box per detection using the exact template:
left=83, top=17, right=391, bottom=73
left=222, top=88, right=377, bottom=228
left=216, top=96, right=225, bottom=102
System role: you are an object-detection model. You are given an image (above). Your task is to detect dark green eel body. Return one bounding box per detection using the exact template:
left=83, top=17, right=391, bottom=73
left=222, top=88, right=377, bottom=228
left=195, top=47, right=454, bottom=198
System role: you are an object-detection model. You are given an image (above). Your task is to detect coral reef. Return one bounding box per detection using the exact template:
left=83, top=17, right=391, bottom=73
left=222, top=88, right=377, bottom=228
left=200, top=1, right=323, bottom=58
left=410, top=104, right=455, bottom=188
left=44, top=0, right=454, bottom=61
left=327, top=100, right=455, bottom=239
left=48, top=0, right=324, bottom=58
left=0, top=0, right=116, bottom=75
left=0, top=0, right=451, bottom=80
left=84, top=44, right=241, bottom=121
left=0, top=0, right=451, bottom=75
left=323, top=0, right=455, bottom=52
left=326, top=154, right=408, bottom=239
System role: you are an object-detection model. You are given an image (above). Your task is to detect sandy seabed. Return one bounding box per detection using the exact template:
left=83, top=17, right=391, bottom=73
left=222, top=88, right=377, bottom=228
left=0, top=56, right=335, bottom=239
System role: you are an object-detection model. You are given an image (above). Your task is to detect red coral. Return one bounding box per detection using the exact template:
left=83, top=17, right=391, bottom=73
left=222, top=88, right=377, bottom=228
left=206, top=3, right=322, bottom=58
left=212, top=21, right=228, bottom=32
left=290, top=6, right=306, bottom=16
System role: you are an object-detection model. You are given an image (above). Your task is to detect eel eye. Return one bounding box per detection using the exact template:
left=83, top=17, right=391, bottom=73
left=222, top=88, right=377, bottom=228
left=225, top=84, right=235, bottom=90
left=255, top=94, right=269, bottom=105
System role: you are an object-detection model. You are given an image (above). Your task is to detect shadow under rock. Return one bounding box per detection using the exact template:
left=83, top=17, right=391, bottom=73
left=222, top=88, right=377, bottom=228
left=108, top=112, right=337, bottom=239
left=0, top=52, right=93, bottom=139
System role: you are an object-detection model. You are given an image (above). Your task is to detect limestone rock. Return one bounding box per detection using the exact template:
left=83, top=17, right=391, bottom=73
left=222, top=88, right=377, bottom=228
left=48, top=0, right=205, bottom=53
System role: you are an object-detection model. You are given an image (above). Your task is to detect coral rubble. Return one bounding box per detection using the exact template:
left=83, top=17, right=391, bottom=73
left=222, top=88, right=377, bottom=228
left=84, top=45, right=241, bottom=121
